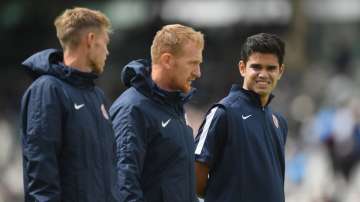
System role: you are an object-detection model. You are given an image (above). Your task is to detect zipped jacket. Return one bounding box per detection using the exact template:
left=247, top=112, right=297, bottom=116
left=110, top=59, right=198, bottom=202
left=195, top=84, right=287, bottom=202
left=21, top=49, right=118, bottom=202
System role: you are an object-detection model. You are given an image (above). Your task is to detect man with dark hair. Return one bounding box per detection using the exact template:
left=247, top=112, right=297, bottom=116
left=110, top=24, right=204, bottom=202
left=194, top=33, right=287, bottom=202
left=20, top=7, right=117, bottom=202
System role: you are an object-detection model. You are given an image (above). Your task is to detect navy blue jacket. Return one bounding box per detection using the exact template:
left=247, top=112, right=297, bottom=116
left=110, top=59, right=197, bottom=202
left=195, top=84, right=287, bottom=202
left=21, top=49, right=118, bottom=202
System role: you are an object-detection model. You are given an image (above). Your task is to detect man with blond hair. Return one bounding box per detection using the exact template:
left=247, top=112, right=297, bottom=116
left=20, top=7, right=118, bottom=201
left=110, top=24, right=204, bottom=202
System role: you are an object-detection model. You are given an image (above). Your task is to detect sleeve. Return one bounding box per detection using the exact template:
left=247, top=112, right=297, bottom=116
left=281, top=117, right=288, bottom=144
left=110, top=104, right=148, bottom=202
left=21, top=79, right=64, bottom=202
left=275, top=113, right=288, bottom=144
left=194, top=106, right=227, bottom=169
left=273, top=113, right=288, bottom=181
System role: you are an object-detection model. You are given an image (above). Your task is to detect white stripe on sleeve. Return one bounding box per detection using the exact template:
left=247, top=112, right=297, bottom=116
left=195, top=107, right=218, bottom=155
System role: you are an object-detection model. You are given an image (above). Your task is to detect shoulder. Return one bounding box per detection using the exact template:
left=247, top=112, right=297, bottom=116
left=199, top=104, right=228, bottom=133
left=111, top=87, right=145, bottom=108
left=21, top=75, right=67, bottom=120
left=25, top=75, right=66, bottom=99
left=219, top=91, right=245, bottom=109
left=30, top=75, right=63, bottom=89
left=109, top=92, right=149, bottom=132
left=207, top=104, right=227, bottom=119
left=109, top=87, right=149, bottom=118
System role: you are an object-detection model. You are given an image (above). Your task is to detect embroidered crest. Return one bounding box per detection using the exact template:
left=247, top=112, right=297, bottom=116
left=272, top=114, right=279, bottom=128
left=101, top=104, right=109, bottom=120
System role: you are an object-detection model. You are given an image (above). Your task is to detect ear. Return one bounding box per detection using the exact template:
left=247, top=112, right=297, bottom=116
left=159, top=53, right=174, bottom=70
left=86, top=32, right=96, bottom=48
left=278, top=64, right=285, bottom=79
left=238, top=60, right=246, bottom=77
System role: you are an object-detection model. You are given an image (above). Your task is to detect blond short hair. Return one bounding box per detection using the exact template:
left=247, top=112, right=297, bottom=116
left=54, top=7, right=111, bottom=49
left=151, top=24, right=204, bottom=64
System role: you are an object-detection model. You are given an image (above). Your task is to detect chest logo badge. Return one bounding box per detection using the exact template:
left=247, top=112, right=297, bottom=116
left=242, top=114, right=252, bottom=120
left=74, top=103, right=85, bottom=110
left=162, top=119, right=171, bottom=128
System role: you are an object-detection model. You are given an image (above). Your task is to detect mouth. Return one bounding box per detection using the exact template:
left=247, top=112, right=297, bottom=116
left=256, top=80, right=271, bottom=88
left=188, top=77, right=196, bottom=83
left=256, top=80, right=270, bottom=84
left=190, top=76, right=198, bottom=83
left=186, top=80, right=192, bottom=87
left=184, top=79, right=196, bottom=90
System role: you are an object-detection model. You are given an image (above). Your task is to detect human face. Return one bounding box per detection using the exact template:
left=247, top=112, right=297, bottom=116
left=170, top=42, right=203, bottom=93
left=88, top=29, right=109, bottom=74
left=239, top=52, right=284, bottom=102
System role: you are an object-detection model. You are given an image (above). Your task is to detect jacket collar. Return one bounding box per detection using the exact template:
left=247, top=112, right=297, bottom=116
left=22, top=49, right=97, bottom=88
left=121, top=59, right=194, bottom=106
left=229, top=84, right=274, bottom=108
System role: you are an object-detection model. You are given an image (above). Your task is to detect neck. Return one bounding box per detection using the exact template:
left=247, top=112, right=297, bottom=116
left=151, top=64, right=173, bottom=92
left=63, top=48, right=91, bottom=73
left=259, top=95, right=269, bottom=107
left=242, top=86, right=269, bottom=107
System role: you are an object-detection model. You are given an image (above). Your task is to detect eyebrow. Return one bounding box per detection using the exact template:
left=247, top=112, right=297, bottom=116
left=194, top=60, right=203, bottom=64
left=249, top=64, right=277, bottom=69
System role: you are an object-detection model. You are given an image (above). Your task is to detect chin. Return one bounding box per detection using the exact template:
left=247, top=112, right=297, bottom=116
left=93, top=66, right=104, bottom=75
left=180, top=87, right=191, bottom=93
left=256, top=90, right=271, bottom=96
left=253, top=87, right=265, bottom=93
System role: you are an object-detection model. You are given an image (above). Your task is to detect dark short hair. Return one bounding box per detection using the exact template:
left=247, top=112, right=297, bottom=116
left=241, top=33, right=285, bottom=65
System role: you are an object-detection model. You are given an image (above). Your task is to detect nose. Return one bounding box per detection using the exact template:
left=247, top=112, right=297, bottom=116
left=258, top=68, right=268, bottom=79
left=194, top=64, right=201, bottom=78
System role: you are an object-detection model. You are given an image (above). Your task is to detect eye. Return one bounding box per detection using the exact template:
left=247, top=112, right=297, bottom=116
left=189, top=61, right=198, bottom=66
left=250, top=64, right=261, bottom=70
left=267, top=65, right=278, bottom=71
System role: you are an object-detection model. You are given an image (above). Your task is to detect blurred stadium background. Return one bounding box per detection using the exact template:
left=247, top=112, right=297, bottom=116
left=1, top=0, right=360, bottom=201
